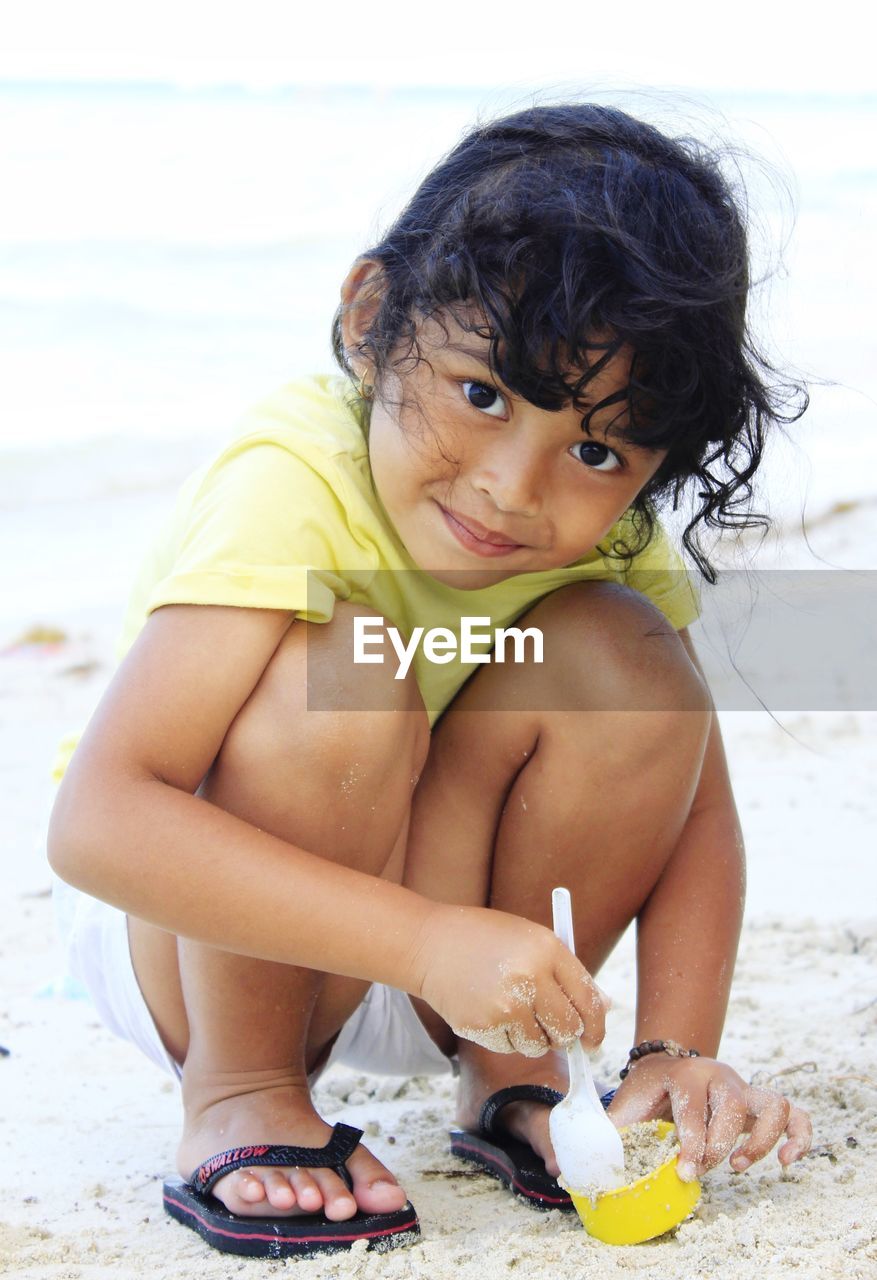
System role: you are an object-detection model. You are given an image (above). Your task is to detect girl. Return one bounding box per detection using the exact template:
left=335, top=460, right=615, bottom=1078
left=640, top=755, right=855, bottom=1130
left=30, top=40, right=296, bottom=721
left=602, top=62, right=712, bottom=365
left=49, top=102, right=812, bottom=1258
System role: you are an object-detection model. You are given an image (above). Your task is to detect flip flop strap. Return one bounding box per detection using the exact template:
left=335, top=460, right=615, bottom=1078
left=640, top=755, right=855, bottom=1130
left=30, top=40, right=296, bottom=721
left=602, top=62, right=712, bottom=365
left=191, top=1122, right=365, bottom=1196
left=478, top=1085, right=564, bottom=1138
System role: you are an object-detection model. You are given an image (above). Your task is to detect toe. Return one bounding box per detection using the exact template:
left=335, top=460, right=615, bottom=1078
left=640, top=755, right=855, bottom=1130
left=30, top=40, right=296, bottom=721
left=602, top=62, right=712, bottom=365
left=287, top=1168, right=323, bottom=1213
left=308, top=1168, right=358, bottom=1221
left=210, top=1169, right=268, bottom=1213
left=262, top=1170, right=296, bottom=1210
left=361, top=1176, right=408, bottom=1214
left=346, top=1149, right=408, bottom=1214
left=234, top=1171, right=268, bottom=1204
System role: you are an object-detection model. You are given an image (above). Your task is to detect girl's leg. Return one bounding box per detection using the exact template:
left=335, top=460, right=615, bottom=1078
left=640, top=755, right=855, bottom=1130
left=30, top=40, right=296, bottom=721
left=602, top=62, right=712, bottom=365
left=127, top=604, right=429, bottom=1220
left=403, top=582, right=712, bottom=1173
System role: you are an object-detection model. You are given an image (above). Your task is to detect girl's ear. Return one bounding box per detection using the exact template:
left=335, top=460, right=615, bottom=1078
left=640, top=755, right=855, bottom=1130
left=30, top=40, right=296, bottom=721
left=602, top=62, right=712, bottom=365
left=339, top=257, right=385, bottom=376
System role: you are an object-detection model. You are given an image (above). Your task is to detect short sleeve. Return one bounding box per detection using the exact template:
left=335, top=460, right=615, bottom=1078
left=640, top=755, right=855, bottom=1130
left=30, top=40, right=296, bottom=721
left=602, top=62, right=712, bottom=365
left=617, top=517, right=701, bottom=631
left=143, top=440, right=371, bottom=624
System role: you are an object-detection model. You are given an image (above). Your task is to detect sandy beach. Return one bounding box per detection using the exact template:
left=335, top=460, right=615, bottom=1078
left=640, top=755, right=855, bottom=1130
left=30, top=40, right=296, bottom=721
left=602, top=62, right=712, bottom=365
left=1, top=476, right=876, bottom=1279
left=2, top=71, right=877, bottom=1280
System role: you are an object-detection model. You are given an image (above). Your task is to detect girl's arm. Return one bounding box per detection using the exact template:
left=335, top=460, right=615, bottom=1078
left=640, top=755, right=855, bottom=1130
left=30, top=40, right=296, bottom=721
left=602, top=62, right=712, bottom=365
left=608, top=627, right=812, bottom=1176
left=48, top=602, right=605, bottom=1051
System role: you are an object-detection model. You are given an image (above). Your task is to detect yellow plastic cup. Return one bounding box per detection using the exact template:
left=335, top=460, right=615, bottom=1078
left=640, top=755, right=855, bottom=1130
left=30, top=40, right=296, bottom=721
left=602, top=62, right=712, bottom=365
left=568, top=1121, right=701, bottom=1245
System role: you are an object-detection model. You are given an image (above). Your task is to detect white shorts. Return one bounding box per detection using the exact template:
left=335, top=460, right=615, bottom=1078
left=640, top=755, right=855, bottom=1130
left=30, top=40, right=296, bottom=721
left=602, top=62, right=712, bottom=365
left=51, top=874, right=453, bottom=1087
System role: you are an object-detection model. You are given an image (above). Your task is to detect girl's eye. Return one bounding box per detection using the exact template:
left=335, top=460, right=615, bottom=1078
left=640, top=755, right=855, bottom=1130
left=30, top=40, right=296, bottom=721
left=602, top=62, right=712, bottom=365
left=462, top=380, right=507, bottom=418
left=570, top=439, right=623, bottom=472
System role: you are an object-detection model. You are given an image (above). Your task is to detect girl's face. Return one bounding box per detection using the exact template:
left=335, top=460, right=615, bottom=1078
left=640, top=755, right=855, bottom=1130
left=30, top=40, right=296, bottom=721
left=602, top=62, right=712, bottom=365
left=366, top=313, right=669, bottom=589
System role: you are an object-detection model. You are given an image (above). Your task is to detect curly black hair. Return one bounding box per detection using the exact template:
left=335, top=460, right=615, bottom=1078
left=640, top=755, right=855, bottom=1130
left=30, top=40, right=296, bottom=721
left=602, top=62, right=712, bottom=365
left=331, top=102, right=808, bottom=582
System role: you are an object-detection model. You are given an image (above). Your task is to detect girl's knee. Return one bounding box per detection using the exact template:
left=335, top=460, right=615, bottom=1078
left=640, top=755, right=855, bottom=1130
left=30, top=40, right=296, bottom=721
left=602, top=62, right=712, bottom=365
left=305, top=601, right=429, bottom=727
left=525, top=581, right=711, bottom=718
left=212, top=602, right=430, bottom=796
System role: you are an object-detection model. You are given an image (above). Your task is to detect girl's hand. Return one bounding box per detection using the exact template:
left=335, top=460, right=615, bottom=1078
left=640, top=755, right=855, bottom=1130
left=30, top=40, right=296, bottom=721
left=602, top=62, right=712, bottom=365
left=409, top=902, right=608, bottom=1056
left=607, top=1054, right=812, bottom=1180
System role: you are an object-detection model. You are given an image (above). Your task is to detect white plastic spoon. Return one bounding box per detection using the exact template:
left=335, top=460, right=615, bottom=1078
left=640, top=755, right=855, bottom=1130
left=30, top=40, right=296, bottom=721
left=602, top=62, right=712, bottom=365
left=548, top=885, right=626, bottom=1194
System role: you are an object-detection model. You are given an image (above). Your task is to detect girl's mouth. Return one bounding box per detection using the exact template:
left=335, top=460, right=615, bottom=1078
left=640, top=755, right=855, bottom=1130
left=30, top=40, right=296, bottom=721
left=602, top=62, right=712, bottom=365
left=437, top=503, right=525, bottom=557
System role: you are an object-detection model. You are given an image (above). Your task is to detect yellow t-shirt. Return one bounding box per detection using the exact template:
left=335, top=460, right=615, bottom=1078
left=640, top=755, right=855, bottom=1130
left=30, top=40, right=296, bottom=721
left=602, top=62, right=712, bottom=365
left=53, top=373, right=699, bottom=777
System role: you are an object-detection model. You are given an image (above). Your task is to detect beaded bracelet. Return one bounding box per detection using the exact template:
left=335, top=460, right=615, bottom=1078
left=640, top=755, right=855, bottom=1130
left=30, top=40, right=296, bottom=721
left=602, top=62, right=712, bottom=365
left=619, top=1038, right=700, bottom=1080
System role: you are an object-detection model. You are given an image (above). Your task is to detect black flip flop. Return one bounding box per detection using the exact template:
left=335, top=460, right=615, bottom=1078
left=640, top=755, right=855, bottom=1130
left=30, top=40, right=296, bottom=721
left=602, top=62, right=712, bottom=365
left=449, top=1083, right=616, bottom=1210
left=163, top=1122, right=420, bottom=1258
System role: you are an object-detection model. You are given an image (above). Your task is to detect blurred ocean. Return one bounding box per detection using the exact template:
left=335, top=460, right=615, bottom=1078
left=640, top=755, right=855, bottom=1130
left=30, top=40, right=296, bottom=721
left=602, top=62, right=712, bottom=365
left=1, top=80, right=875, bottom=524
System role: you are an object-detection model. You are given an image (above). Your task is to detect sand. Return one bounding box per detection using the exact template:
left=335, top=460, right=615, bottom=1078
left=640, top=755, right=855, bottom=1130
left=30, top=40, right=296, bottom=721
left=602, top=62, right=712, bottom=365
left=617, top=1121, right=680, bottom=1183
left=1, top=491, right=876, bottom=1279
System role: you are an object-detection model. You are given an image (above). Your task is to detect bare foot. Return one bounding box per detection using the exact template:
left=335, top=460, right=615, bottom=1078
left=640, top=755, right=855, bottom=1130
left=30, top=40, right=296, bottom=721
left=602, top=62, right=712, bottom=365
left=178, top=1069, right=407, bottom=1221
left=455, top=1043, right=571, bottom=1178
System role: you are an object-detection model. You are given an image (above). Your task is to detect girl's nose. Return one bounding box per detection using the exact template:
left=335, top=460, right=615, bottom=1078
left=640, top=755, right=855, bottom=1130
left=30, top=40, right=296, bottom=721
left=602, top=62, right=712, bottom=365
left=471, top=442, right=543, bottom=517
